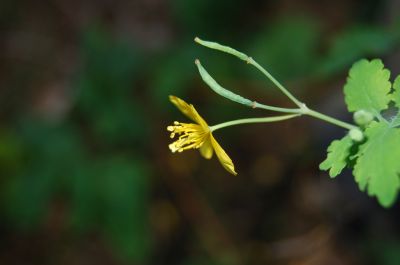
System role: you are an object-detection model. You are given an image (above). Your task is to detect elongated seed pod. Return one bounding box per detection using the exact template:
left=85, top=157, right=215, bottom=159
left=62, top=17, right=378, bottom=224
left=195, top=37, right=249, bottom=61
left=195, top=59, right=253, bottom=107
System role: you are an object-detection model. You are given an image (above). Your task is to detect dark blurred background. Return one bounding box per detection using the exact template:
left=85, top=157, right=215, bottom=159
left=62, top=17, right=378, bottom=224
left=1, top=0, right=400, bottom=264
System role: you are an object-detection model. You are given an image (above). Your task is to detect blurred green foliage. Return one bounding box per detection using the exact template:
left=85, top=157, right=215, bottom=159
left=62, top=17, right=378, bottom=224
left=247, top=17, right=320, bottom=81
left=172, top=0, right=248, bottom=37
left=319, top=25, right=399, bottom=76
left=1, top=1, right=400, bottom=264
left=247, top=17, right=400, bottom=83
left=369, top=241, right=400, bottom=265
left=77, top=27, right=148, bottom=145
left=151, top=44, right=198, bottom=106
left=1, top=26, right=151, bottom=263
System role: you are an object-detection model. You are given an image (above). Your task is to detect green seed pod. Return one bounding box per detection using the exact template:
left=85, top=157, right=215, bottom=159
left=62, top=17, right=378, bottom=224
left=353, top=110, right=374, bottom=126
left=349, top=128, right=364, bottom=142
left=195, top=59, right=253, bottom=107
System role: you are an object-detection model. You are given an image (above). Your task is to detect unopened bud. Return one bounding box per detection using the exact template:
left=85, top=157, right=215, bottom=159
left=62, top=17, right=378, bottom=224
left=349, top=128, right=364, bottom=142
left=354, top=110, right=374, bottom=126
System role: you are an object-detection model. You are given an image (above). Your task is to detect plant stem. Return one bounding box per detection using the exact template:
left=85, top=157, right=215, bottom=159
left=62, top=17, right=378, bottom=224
left=194, top=37, right=358, bottom=131
left=247, top=58, right=303, bottom=108
left=210, top=114, right=300, bottom=132
left=195, top=38, right=303, bottom=108
left=195, top=59, right=300, bottom=114
left=210, top=104, right=356, bottom=132
left=255, top=102, right=357, bottom=130
left=252, top=102, right=300, bottom=113
left=301, top=108, right=357, bottom=130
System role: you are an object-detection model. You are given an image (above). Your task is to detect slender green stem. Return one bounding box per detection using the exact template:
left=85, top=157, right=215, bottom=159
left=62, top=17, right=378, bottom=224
left=194, top=37, right=358, bottom=131
left=194, top=37, right=303, bottom=108
left=248, top=58, right=303, bottom=108
left=210, top=114, right=300, bottom=132
left=210, top=107, right=356, bottom=131
left=253, top=102, right=300, bottom=113
left=195, top=59, right=300, bottom=114
left=304, top=108, right=357, bottom=130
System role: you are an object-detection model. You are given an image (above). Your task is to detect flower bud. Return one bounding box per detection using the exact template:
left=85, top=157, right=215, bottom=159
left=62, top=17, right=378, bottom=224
left=349, top=128, right=364, bottom=142
left=353, top=110, right=374, bottom=126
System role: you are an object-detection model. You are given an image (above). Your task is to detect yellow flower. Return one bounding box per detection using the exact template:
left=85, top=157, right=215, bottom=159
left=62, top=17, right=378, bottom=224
left=167, top=95, right=237, bottom=175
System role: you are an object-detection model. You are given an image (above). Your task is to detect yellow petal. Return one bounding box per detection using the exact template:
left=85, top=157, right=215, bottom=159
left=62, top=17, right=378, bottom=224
left=169, top=95, right=208, bottom=129
left=210, top=134, right=237, bottom=175
left=199, top=135, right=213, bottom=159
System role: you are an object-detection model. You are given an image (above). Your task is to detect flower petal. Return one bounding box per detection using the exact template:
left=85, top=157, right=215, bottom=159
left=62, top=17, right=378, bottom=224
left=210, top=134, right=237, bottom=175
left=169, top=95, right=208, bottom=129
left=199, top=136, right=213, bottom=159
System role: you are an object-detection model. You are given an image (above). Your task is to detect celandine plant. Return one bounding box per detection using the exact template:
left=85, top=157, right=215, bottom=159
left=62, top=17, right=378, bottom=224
left=168, top=37, right=400, bottom=208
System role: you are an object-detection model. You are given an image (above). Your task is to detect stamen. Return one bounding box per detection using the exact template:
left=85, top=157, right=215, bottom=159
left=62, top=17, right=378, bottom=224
left=167, top=121, right=209, bottom=153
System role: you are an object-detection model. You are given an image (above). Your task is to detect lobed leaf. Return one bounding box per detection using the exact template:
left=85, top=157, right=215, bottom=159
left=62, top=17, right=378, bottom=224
left=320, top=135, right=353, bottom=178
left=393, top=75, right=400, bottom=108
left=353, top=121, right=400, bottom=207
left=344, top=59, right=391, bottom=115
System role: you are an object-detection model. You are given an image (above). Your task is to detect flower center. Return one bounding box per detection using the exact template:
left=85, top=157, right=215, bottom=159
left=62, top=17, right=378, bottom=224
left=167, top=121, right=209, bottom=153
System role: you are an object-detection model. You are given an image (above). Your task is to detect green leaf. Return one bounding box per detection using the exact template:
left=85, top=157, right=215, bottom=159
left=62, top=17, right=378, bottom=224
left=393, top=75, right=400, bottom=108
left=353, top=121, right=400, bottom=207
left=320, top=135, right=353, bottom=178
left=344, top=59, right=391, bottom=115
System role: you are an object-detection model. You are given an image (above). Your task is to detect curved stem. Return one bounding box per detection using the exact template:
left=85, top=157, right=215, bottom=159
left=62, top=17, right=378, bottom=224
left=210, top=114, right=300, bottom=132
left=194, top=37, right=358, bottom=131
left=195, top=59, right=301, bottom=114
left=195, top=37, right=303, bottom=108
left=248, top=58, right=303, bottom=108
